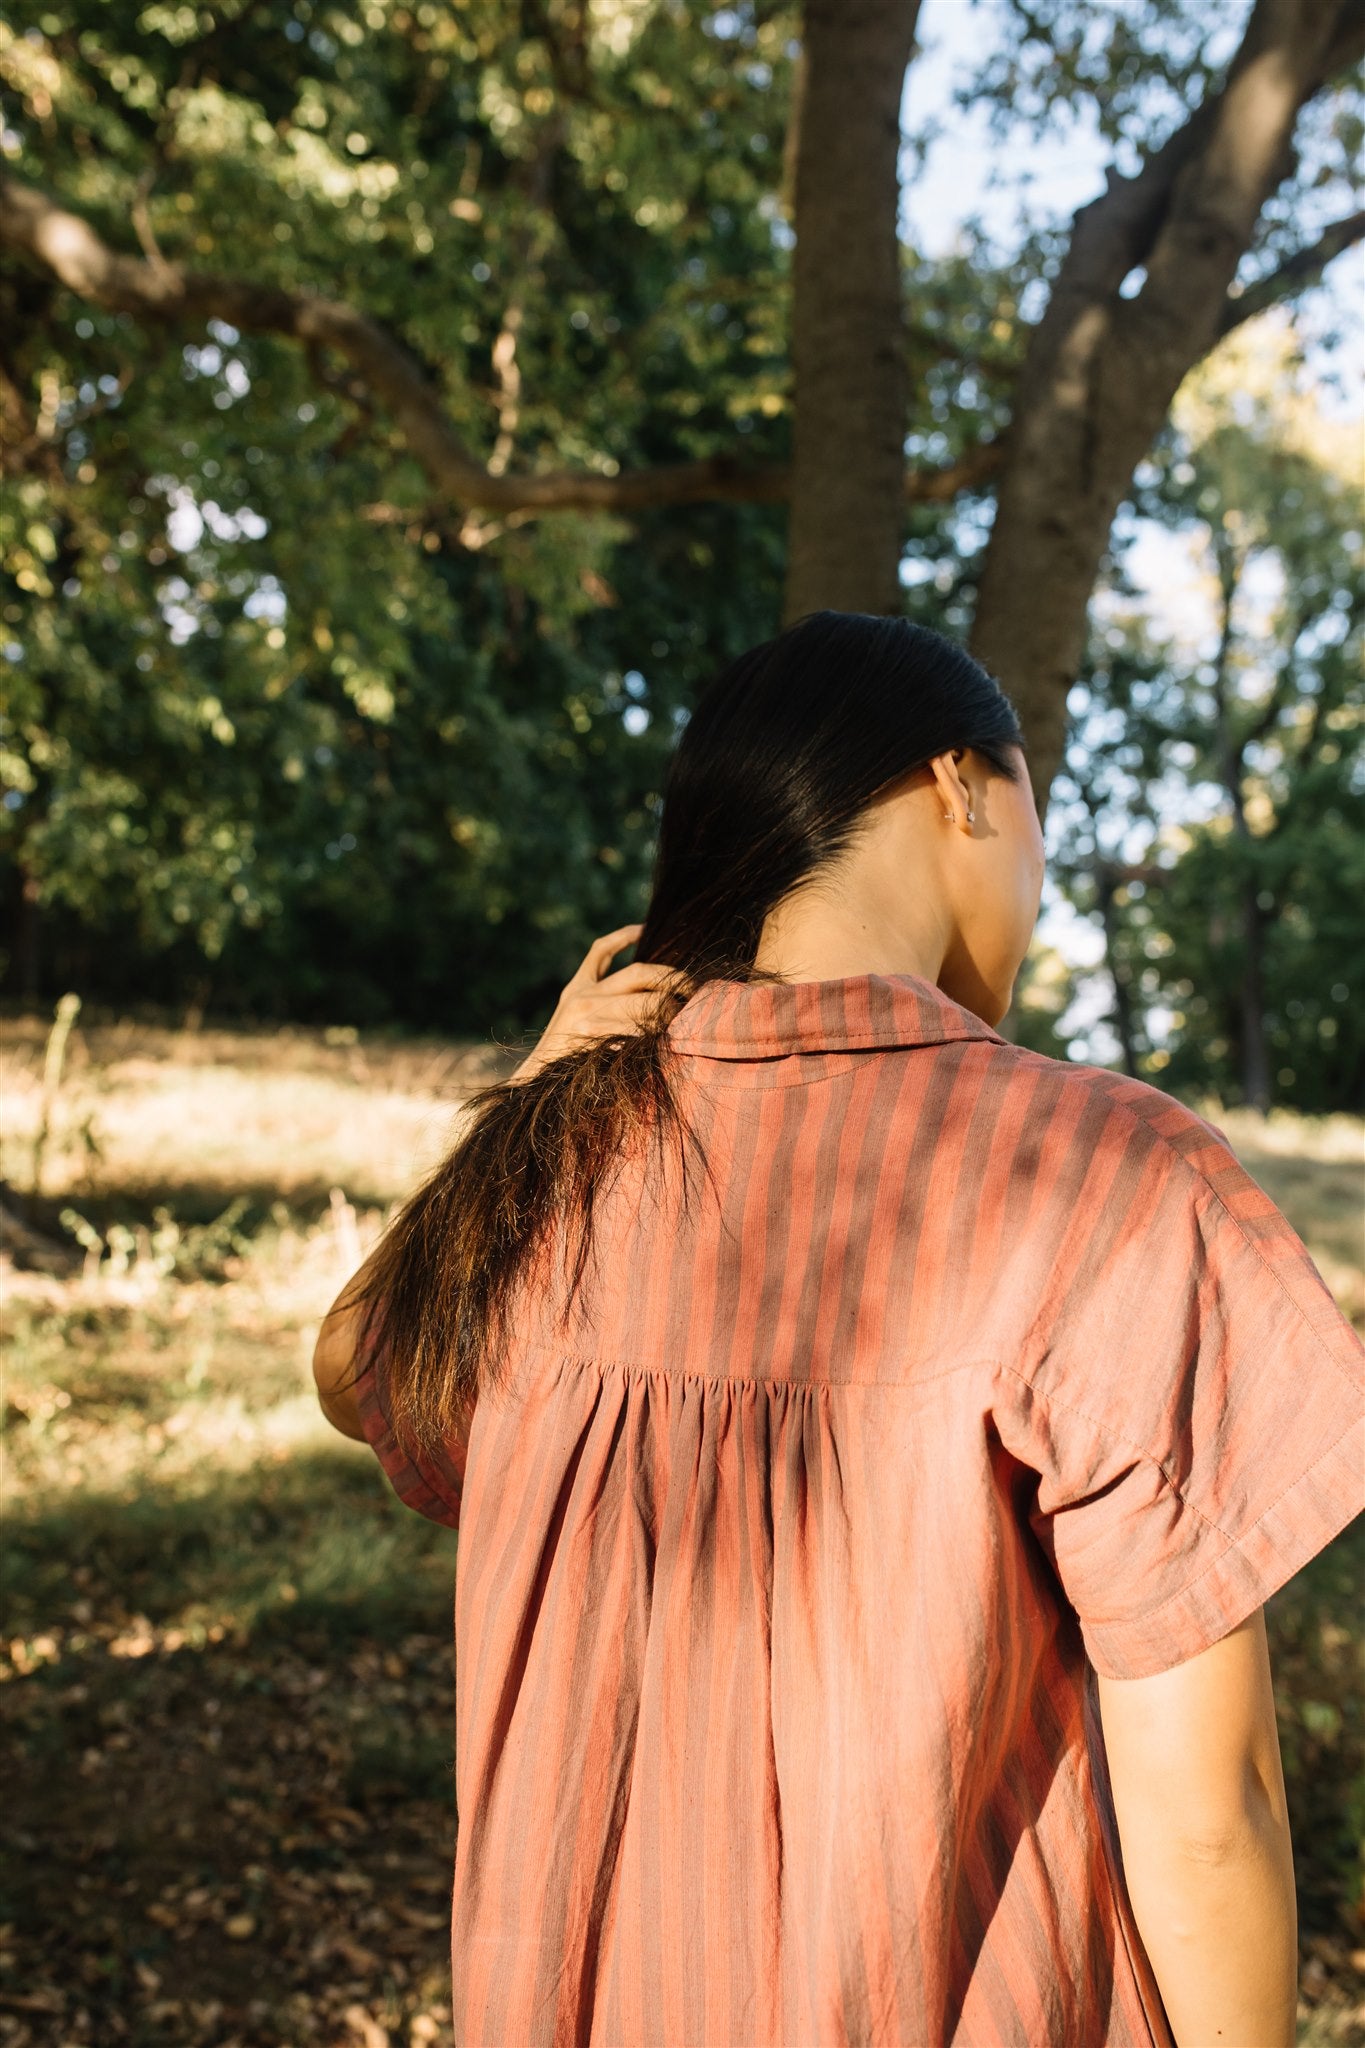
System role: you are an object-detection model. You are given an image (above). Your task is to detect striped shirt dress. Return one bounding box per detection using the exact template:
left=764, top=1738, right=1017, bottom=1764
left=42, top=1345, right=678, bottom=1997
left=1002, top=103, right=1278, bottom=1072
left=354, top=969, right=1365, bottom=2047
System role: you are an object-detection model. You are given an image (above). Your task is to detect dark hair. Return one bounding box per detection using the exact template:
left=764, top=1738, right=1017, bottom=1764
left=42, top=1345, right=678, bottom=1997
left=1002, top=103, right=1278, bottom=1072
left=349, top=610, right=1027, bottom=1459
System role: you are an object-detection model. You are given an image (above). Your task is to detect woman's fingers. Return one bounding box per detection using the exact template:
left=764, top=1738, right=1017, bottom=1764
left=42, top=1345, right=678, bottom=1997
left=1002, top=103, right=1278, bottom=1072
left=558, top=972, right=679, bottom=1034
left=555, top=958, right=683, bottom=1036
left=512, top=934, right=685, bottom=1082
left=567, top=995, right=658, bottom=1039
left=593, top=960, right=681, bottom=995
left=571, top=924, right=645, bottom=987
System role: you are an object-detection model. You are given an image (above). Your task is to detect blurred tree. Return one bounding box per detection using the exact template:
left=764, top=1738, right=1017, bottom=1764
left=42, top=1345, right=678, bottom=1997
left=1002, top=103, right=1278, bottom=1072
left=968, top=0, right=1365, bottom=814
left=0, top=0, right=1360, bottom=1037
left=995, top=940, right=1091, bottom=1064
left=1050, top=323, right=1364, bottom=1112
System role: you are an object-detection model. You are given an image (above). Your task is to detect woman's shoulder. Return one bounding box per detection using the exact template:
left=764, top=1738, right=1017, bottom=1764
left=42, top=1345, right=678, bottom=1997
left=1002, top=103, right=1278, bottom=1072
left=979, top=1038, right=1235, bottom=1190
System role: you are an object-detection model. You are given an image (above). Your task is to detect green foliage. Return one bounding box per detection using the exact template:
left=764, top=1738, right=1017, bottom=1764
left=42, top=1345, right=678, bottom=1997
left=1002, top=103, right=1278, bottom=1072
left=1, top=2, right=1359, bottom=1085
left=1, top=0, right=804, bottom=1026
left=1051, top=329, right=1364, bottom=1111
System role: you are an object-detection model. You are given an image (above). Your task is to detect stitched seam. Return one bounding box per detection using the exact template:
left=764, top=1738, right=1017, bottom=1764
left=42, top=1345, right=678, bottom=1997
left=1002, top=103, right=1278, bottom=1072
left=1009, top=1053, right=1362, bottom=1399
left=667, top=1025, right=999, bottom=1059
left=989, top=1358, right=1231, bottom=1542
left=511, top=1342, right=993, bottom=1390
left=1083, top=1413, right=1364, bottom=1638
left=666, top=1053, right=864, bottom=1088
left=1185, top=1181, right=1362, bottom=1397
left=499, top=1352, right=1361, bottom=1635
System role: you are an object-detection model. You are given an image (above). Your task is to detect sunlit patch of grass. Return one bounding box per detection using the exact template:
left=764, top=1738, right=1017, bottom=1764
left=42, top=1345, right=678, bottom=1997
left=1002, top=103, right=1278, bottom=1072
left=0, top=1012, right=516, bottom=1222
left=1297, top=2012, right=1354, bottom=2046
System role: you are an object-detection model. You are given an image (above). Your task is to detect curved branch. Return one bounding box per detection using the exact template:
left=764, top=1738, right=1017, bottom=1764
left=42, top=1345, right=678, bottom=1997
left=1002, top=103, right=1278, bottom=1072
left=0, top=170, right=1001, bottom=515
left=1217, top=209, right=1365, bottom=337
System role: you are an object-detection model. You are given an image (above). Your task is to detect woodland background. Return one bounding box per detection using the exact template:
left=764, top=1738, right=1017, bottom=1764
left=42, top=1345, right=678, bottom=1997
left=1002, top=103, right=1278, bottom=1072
left=1, top=1, right=1363, bottom=2044
left=1, top=0, right=1362, bottom=1108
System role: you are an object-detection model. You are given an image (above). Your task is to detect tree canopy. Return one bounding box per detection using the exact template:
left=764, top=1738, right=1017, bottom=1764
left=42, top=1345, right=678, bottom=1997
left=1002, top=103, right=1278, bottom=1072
left=1, top=0, right=1361, bottom=1104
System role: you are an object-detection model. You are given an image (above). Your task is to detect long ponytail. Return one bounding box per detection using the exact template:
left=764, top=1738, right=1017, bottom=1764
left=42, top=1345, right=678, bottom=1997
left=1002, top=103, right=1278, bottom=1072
left=348, top=610, right=1028, bottom=1461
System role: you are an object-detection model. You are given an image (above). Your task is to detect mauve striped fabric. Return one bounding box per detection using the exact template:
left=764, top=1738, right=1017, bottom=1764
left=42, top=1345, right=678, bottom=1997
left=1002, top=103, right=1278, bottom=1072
left=353, top=970, right=1365, bottom=2047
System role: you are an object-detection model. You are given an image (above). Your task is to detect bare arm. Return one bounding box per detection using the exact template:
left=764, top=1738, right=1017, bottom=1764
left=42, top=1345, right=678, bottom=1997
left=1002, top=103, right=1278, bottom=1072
left=1097, top=1608, right=1298, bottom=2048
left=312, top=1254, right=377, bottom=1442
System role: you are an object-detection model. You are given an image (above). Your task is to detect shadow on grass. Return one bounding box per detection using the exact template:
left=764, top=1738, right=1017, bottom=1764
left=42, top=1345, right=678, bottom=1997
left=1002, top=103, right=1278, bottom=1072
left=2, top=1454, right=461, bottom=2044
left=9, top=1178, right=402, bottom=1263
left=3, top=1447, right=458, bottom=1650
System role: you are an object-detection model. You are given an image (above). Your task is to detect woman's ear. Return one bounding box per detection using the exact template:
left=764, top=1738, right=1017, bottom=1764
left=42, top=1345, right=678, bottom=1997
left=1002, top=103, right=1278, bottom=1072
left=928, top=750, right=972, bottom=820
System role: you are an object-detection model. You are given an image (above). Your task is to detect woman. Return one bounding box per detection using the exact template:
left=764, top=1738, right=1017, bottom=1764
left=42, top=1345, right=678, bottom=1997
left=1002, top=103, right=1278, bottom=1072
left=314, top=610, right=1364, bottom=2048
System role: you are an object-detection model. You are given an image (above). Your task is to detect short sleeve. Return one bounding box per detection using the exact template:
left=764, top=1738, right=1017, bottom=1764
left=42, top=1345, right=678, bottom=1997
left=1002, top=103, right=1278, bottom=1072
left=353, top=1341, right=471, bottom=1531
left=995, top=1115, right=1365, bottom=1681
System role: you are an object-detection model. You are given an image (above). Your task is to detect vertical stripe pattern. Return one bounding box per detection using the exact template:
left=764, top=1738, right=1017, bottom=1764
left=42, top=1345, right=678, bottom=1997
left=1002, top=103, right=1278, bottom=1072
left=354, top=969, right=1365, bottom=2047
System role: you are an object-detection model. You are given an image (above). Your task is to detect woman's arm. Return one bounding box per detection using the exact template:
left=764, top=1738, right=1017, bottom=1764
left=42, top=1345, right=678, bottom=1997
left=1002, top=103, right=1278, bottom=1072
left=312, top=1254, right=378, bottom=1441
left=1097, top=1608, right=1298, bottom=2048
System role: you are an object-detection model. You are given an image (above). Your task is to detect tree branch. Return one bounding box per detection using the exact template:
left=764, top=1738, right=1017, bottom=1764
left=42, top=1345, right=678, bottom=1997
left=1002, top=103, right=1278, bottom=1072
left=1323, top=0, right=1365, bottom=75
left=1217, top=209, right=1365, bottom=336
left=1055, top=0, right=1360, bottom=333
left=0, top=169, right=1001, bottom=516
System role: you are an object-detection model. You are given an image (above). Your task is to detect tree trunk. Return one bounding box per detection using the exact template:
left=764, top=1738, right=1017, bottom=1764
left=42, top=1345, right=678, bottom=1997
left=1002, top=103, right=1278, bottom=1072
left=782, top=0, right=922, bottom=625
left=1096, top=866, right=1141, bottom=1078
left=1238, top=884, right=1272, bottom=1112
left=970, top=0, right=1363, bottom=821
left=1206, top=536, right=1274, bottom=1113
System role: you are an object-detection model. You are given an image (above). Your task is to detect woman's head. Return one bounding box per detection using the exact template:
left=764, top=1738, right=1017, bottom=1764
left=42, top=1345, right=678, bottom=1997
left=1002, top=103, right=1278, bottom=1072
left=636, top=609, right=1039, bottom=1024
left=353, top=610, right=1038, bottom=1452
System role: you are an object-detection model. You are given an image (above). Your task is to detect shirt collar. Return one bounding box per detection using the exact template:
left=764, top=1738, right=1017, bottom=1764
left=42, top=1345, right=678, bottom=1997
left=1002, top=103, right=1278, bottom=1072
left=664, top=970, right=1007, bottom=1060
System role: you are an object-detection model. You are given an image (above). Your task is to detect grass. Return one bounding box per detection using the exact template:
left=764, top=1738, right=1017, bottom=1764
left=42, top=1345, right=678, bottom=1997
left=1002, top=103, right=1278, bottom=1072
left=1, top=1011, right=1362, bottom=2046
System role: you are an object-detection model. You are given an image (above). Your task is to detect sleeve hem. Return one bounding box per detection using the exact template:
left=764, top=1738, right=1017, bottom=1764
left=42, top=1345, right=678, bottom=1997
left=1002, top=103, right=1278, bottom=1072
left=1081, top=1411, right=1365, bottom=1681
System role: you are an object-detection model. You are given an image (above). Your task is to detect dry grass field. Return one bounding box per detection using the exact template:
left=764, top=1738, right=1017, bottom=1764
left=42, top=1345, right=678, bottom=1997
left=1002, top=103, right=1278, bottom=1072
left=2, top=1010, right=1362, bottom=2047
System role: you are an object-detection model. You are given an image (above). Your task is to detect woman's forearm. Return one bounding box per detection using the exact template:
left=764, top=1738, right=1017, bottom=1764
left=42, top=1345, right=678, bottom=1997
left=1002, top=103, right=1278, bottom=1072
left=1123, top=1799, right=1298, bottom=2048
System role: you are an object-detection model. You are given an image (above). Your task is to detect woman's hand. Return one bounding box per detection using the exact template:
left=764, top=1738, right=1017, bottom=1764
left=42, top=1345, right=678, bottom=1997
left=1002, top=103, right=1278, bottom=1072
left=511, top=924, right=685, bottom=1084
